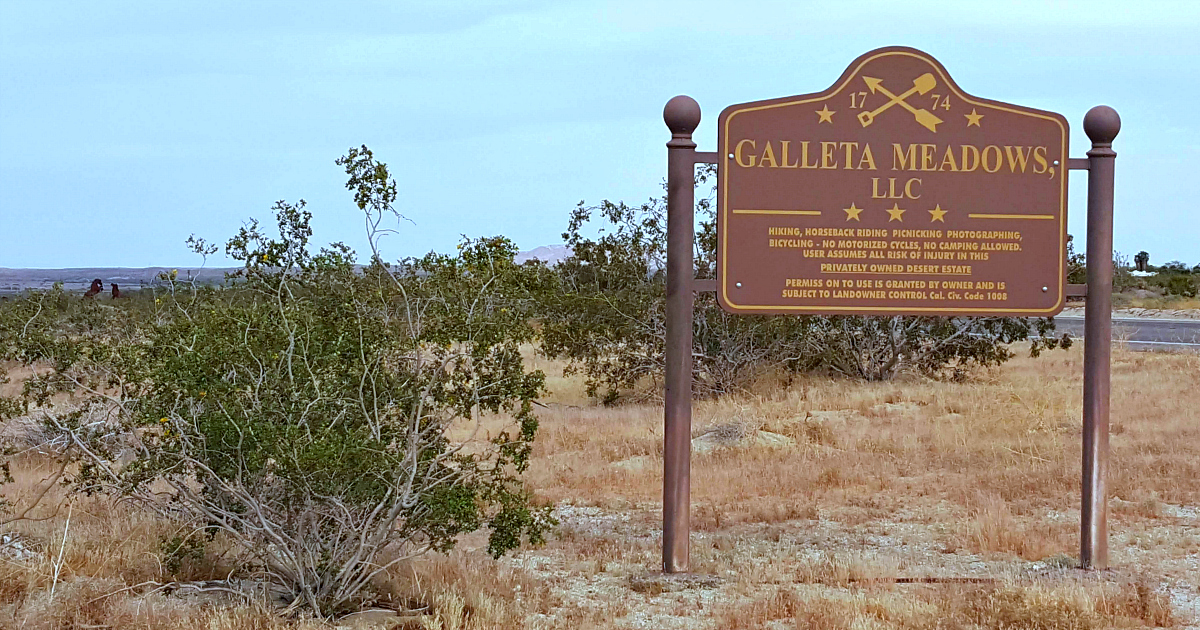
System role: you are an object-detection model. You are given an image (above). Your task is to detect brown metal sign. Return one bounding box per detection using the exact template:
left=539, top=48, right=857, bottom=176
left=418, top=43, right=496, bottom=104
left=717, top=46, right=1069, bottom=316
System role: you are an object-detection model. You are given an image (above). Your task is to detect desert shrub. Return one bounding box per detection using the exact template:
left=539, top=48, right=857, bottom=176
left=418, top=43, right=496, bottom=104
left=541, top=167, right=1069, bottom=400
left=159, top=532, right=209, bottom=576
left=1065, top=236, right=1141, bottom=293
left=1066, top=235, right=1087, bottom=285
left=1161, top=274, right=1197, bottom=298
left=800, top=314, right=1065, bottom=382
left=0, top=147, right=554, bottom=617
left=540, top=168, right=813, bottom=400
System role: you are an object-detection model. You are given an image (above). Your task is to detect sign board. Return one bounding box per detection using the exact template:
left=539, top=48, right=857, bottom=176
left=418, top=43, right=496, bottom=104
left=716, top=47, right=1069, bottom=316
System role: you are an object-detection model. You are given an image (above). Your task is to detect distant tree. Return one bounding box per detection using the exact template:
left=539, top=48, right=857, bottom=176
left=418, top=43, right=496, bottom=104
left=1162, top=260, right=1190, bottom=273
left=1134, top=251, right=1150, bottom=272
left=1064, top=237, right=1137, bottom=291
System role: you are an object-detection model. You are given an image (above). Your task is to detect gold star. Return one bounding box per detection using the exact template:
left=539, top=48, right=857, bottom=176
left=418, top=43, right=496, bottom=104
left=928, top=204, right=948, bottom=222
left=965, top=108, right=983, bottom=127
left=815, top=104, right=835, bottom=124
left=886, top=203, right=905, bottom=222
left=843, top=203, right=863, bottom=221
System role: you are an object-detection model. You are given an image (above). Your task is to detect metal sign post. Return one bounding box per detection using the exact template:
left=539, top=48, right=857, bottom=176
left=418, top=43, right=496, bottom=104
left=663, top=95, right=699, bottom=573
left=1081, top=105, right=1120, bottom=570
left=660, top=47, right=1119, bottom=574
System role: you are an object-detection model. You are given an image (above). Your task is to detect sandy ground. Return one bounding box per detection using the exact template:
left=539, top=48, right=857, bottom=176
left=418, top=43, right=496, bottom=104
left=2, top=346, right=1198, bottom=628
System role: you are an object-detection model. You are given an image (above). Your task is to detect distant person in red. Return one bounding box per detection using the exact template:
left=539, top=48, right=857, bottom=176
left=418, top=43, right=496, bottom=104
left=111, top=283, right=123, bottom=299
left=84, top=279, right=103, bottom=298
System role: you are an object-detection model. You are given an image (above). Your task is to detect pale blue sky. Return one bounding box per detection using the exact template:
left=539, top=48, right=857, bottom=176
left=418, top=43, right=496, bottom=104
left=1, top=0, right=1197, bottom=268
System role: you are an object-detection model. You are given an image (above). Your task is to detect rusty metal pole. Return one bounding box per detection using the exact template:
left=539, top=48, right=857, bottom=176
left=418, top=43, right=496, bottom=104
left=662, top=95, right=699, bottom=573
left=1081, top=105, right=1120, bottom=570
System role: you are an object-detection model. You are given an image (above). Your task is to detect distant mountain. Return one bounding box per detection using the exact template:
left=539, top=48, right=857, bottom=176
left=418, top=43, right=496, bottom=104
left=0, top=246, right=574, bottom=294
left=515, top=245, right=572, bottom=265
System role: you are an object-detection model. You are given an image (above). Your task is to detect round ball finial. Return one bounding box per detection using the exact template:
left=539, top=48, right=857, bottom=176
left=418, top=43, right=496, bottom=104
left=1083, top=105, right=1121, bottom=145
left=664, top=95, right=701, bottom=136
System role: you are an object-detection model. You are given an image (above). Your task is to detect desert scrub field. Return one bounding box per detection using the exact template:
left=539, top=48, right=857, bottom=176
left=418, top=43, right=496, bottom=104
left=2, top=344, right=1199, bottom=629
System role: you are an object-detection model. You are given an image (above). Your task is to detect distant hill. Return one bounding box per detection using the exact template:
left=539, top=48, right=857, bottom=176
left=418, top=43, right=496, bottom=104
left=514, top=245, right=572, bottom=265
left=0, top=246, right=574, bottom=294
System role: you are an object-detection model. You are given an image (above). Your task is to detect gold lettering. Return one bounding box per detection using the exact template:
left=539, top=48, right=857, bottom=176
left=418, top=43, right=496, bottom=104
left=820, top=142, right=837, bottom=169
left=735, top=139, right=756, bottom=167
left=892, top=144, right=917, bottom=171
left=801, top=141, right=819, bottom=169
left=921, top=144, right=937, bottom=171
left=939, top=146, right=959, bottom=171
left=981, top=145, right=1002, bottom=173
left=1004, top=145, right=1032, bottom=172
left=840, top=142, right=858, bottom=169
left=905, top=178, right=922, bottom=199
left=1033, top=146, right=1049, bottom=174
left=759, top=141, right=778, bottom=168
left=876, top=178, right=916, bottom=199
left=960, top=145, right=980, bottom=172
left=779, top=141, right=800, bottom=168
left=858, top=144, right=877, bottom=170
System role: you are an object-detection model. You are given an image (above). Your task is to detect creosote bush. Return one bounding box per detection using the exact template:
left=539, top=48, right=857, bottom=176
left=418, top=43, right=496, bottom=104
left=0, top=146, right=554, bottom=617
left=540, top=167, right=1070, bottom=401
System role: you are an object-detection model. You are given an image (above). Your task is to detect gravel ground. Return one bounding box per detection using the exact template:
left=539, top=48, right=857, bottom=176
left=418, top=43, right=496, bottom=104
left=496, top=501, right=1200, bottom=628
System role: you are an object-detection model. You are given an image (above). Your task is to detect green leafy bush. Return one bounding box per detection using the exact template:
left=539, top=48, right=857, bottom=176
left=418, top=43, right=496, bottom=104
left=540, top=167, right=1068, bottom=399
left=540, top=168, right=813, bottom=400
left=1064, top=236, right=1140, bottom=293
left=1066, top=235, right=1087, bottom=285
left=0, top=147, right=554, bottom=616
left=1162, top=274, right=1198, bottom=298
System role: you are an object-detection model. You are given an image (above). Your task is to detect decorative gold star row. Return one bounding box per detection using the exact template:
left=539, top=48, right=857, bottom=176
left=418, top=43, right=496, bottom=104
left=843, top=203, right=950, bottom=223
left=815, top=105, right=985, bottom=127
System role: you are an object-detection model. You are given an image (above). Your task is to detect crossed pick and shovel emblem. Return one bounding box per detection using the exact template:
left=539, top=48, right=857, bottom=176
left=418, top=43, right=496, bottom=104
left=856, top=73, right=943, bottom=132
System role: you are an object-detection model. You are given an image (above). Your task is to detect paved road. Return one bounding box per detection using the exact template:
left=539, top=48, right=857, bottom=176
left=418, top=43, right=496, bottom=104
left=1055, top=316, right=1200, bottom=350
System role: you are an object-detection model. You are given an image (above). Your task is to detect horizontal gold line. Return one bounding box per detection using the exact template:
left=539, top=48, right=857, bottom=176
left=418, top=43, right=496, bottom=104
left=733, top=209, right=822, bottom=216
left=821, top=271, right=972, bottom=275
left=725, top=306, right=1060, bottom=313
left=967, top=213, right=1055, bottom=220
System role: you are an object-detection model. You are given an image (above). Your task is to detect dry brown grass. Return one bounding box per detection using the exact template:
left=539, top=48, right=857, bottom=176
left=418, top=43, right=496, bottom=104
left=1124, top=296, right=1200, bottom=310
left=712, top=578, right=1175, bottom=630
left=0, top=575, right=333, bottom=630
left=3, top=345, right=1198, bottom=627
left=527, top=347, right=1200, bottom=527
left=954, top=491, right=1076, bottom=560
